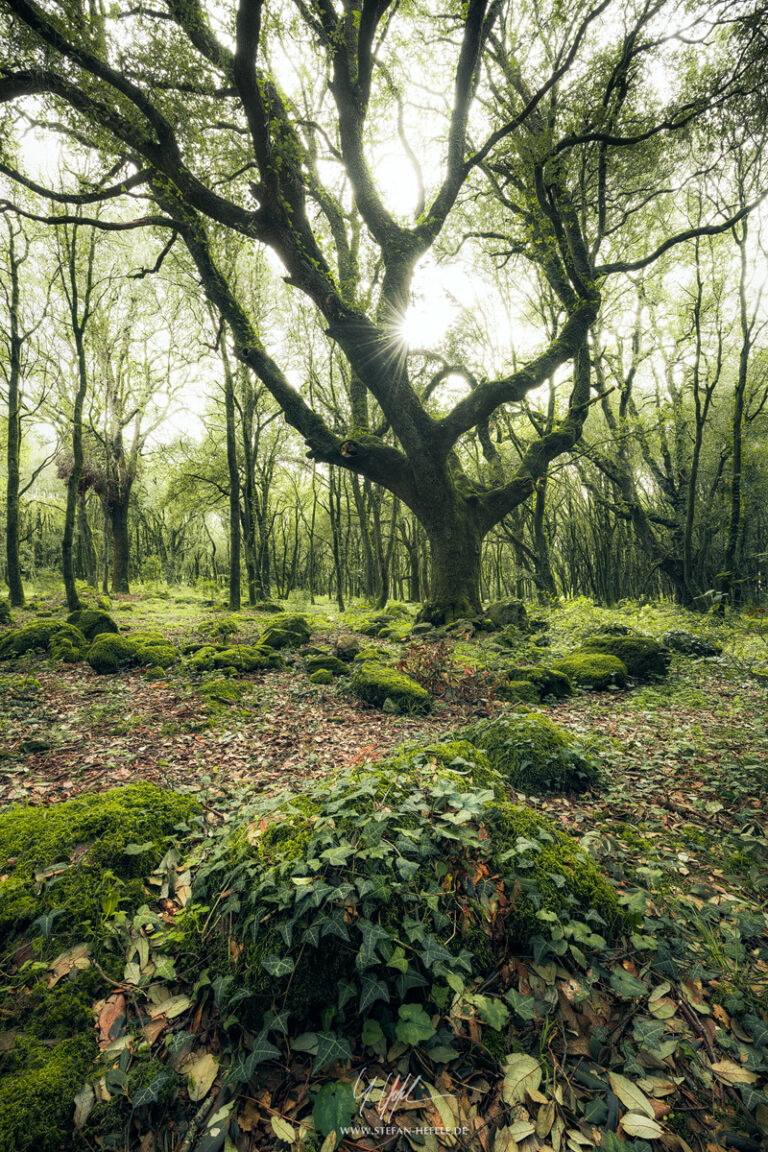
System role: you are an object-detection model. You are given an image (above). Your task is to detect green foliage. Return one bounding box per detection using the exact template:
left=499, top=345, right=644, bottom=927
left=465, top=712, right=601, bottom=794
left=0, top=601, right=13, bottom=626
left=0, top=783, right=199, bottom=940
left=551, top=652, right=628, bottom=689
left=0, top=622, right=89, bottom=661
left=0, top=674, right=42, bottom=700
left=580, top=635, right=671, bottom=680
left=662, top=630, right=722, bottom=658
left=380, top=738, right=504, bottom=796
left=350, top=659, right=430, bottom=712
left=0, top=1033, right=96, bottom=1152
left=66, top=609, right=119, bottom=641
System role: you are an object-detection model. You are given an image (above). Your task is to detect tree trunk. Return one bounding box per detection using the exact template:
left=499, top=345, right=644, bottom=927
left=109, top=496, right=132, bottom=594
left=78, top=495, right=98, bottom=587
left=418, top=504, right=483, bottom=624
left=63, top=335, right=89, bottom=611
left=222, top=345, right=241, bottom=611
left=532, top=474, right=557, bottom=601
left=5, top=242, right=24, bottom=608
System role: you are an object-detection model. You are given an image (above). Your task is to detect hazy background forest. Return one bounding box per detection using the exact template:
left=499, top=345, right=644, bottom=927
left=2, top=3, right=768, bottom=1152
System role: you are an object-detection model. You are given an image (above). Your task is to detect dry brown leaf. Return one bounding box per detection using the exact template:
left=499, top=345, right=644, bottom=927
left=97, top=993, right=127, bottom=1050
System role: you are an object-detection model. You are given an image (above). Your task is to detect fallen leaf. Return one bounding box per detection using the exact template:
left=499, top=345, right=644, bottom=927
left=502, top=1054, right=542, bottom=1105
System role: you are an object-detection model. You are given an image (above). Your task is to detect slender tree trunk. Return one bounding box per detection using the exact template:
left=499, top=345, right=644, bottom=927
left=222, top=345, right=241, bottom=610
left=532, top=474, right=557, bottom=600
left=720, top=224, right=751, bottom=608
left=63, top=335, right=89, bottom=611
left=5, top=240, right=24, bottom=608
left=109, top=495, right=132, bottom=594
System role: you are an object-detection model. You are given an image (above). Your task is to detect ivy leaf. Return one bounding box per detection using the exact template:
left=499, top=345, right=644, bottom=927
left=506, top=987, right=538, bottom=1020
left=475, top=995, right=510, bottom=1030
left=262, top=954, right=295, bottom=978
left=502, top=1054, right=541, bottom=1105
left=313, top=1031, right=353, bottom=1073
left=362, top=1019, right=385, bottom=1048
left=312, top=1081, right=357, bottom=1142
left=610, top=967, right=648, bottom=999
left=321, top=844, right=354, bottom=866
left=395, top=1004, right=436, bottom=1046
left=359, top=974, right=390, bottom=1013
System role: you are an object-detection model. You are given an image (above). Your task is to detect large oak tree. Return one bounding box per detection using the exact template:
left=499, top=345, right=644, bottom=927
left=0, top=0, right=764, bottom=619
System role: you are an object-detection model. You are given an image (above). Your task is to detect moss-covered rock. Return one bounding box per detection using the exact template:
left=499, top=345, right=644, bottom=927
left=66, top=608, right=119, bottom=641
left=350, top=660, right=430, bottom=713
left=551, top=652, right=628, bottom=690
left=0, top=1032, right=96, bottom=1152
left=357, top=611, right=395, bottom=636
left=0, top=784, right=198, bottom=943
left=661, top=630, right=722, bottom=658
left=496, top=679, right=540, bottom=704
left=485, top=802, right=624, bottom=943
left=259, top=613, right=311, bottom=649
left=305, top=653, right=347, bottom=676
left=309, top=668, right=334, bottom=685
left=213, top=644, right=284, bottom=672
left=508, top=664, right=574, bottom=699
left=135, top=640, right=178, bottom=669
left=198, top=677, right=246, bottom=704
left=486, top=599, right=528, bottom=631
left=0, top=600, right=13, bottom=626
left=87, top=633, right=138, bottom=674
left=465, top=712, right=600, bottom=793
left=580, top=634, right=670, bottom=679
left=0, top=622, right=88, bottom=661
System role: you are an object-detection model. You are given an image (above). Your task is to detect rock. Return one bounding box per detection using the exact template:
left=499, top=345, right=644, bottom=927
left=382, top=697, right=400, bottom=714
left=309, top=669, right=334, bottom=685
left=551, top=652, right=628, bottom=690
left=350, top=661, right=430, bottom=713
left=87, top=634, right=139, bottom=674
left=306, top=654, right=347, bottom=676
left=334, top=634, right=361, bottom=661
left=66, top=609, right=119, bottom=641
left=259, top=613, right=311, bottom=649
left=661, top=630, right=722, bottom=658
left=486, top=599, right=528, bottom=631
left=580, top=635, right=670, bottom=679
left=0, top=622, right=89, bottom=661
left=410, top=622, right=433, bottom=636
left=507, top=664, right=573, bottom=699
left=444, top=618, right=476, bottom=634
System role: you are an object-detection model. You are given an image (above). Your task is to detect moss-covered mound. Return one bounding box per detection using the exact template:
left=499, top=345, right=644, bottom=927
left=87, top=633, right=138, bottom=673
left=580, top=634, right=670, bottom=679
left=198, top=676, right=246, bottom=704
left=259, top=613, right=311, bottom=649
left=350, top=659, right=430, bottom=713
left=382, top=738, right=504, bottom=796
left=305, top=653, right=347, bottom=676
left=661, top=629, right=722, bottom=658
left=465, top=712, right=600, bottom=793
left=186, top=760, right=622, bottom=1041
left=135, top=639, right=179, bottom=669
left=0, top=600, right=13, bottom=626
left=507, top=664, right=573, bottom=699
left=189, top=643, right=282, bottom=673
left=496, top=679, right=539, bottom=704
left=0, top=783, right=199, bottom=941
left=309, top=668, right=333, bottom=685
left=0, top=1033, right=96, bottom=1152
left=552, top=652, right=628, bottom=689
left=66, top=608, right=119, bottom=641
left=0, top=621, right=88, bottom=661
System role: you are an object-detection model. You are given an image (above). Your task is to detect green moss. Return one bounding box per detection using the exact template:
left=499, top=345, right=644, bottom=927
left=496, top=679, right=540, bottom=704
left=66, top=609, right=119, bottom=641
left=259, top=613, right=311, bottom=649
left=551, top=653, right=628, bottom=689
left=20, top=967, right=104, bottom=1040
left=508, top=665, right=573, bottom=699
left=0, top=600, right=12, bottom=625
left=135, top=641, right=178, bottom=669
left=350, top=660, right=430, bottom=713
left=0, top=783, right=199, bottom=940
left=213, top=644, right=283, bottom=671
left=198, top=677, right=245, bottom=704
left=0, top=1033, right=96, bottom=1152
left=386, top=739, right=504, bottom=797
left=465, top=713, right=600, bottom=793
left=580, top=635, right=670, bottom=679
left=306, top=654, right=347, bottom=676
left=310, top=668, right=334, bottom=684
left=486, top=802, right=625, bottom=943
left=87, top=634, right=138, bottom=674
left=0, top=622, right=88, bottom=661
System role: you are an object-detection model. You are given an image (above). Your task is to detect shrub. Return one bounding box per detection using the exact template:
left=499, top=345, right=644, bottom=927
left=580, top=634, right=670, bottom=679
left=87, top=633, right=138, bottom=674
left=66, top=609, right=119, bottom=641
left=551, top=653, right=628, bottom=689
left=350, top=659, right=430, bottom=712
left=0, top=622, right=88, bottom=661
left=464, top=712, right=600, bottom=793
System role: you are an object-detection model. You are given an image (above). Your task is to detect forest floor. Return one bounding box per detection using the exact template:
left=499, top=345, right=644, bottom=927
left=0, top=591, right=767, bottom=1152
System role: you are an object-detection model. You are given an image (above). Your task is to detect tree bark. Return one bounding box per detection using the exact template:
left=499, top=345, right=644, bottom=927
left=222, top=342, right=241, bottom=611
left=4, top=228, right=25, bottom=608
